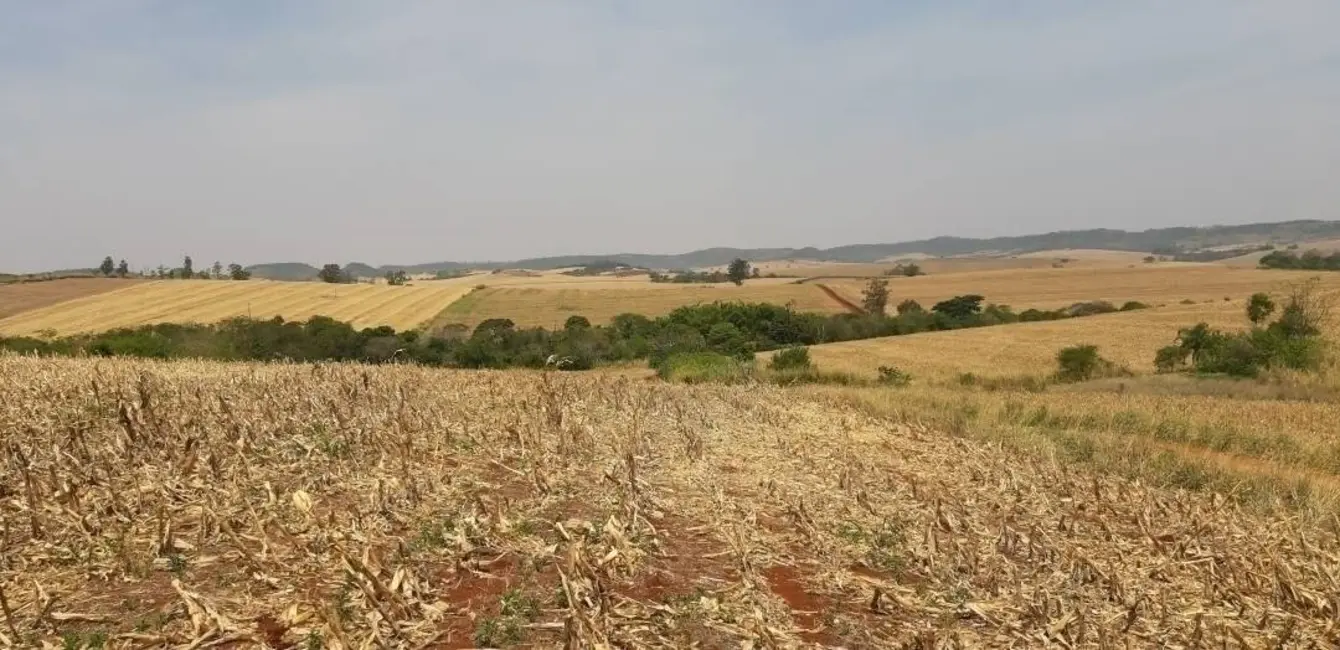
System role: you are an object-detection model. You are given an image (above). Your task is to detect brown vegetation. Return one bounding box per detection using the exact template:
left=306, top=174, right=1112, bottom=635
left=3, top=355, right=1340, bottom=647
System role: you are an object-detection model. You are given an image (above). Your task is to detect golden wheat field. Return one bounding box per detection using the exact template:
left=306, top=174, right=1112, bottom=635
left=702, top=250, right=1153, bottom=279
left=793, top=300, right=1253, bottom=381
left=823, top=264, right=1340, bottom=312
left=432, top=282, right=856, bottom=329
left=0, top=280, right=476, bottom=336
left=4, top=354, right=1340, bottom=648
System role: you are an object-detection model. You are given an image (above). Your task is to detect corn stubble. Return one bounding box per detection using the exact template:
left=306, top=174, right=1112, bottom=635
left=2, top=355, right=1338, bottom=648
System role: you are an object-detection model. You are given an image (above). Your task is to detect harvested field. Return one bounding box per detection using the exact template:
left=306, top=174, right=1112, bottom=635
left=0, top=280, right=474, bottom=336
left=4, top=355, right=1340, bottom=648
left=0, top=277, right=143, bottom=320
left=431, top=282, right=851, bottom=328
left=707, top=251, right=1153, bottom=279
left=794, top=300, right=1251, bottom=381
left=821, top=264, right=1340, bottom=312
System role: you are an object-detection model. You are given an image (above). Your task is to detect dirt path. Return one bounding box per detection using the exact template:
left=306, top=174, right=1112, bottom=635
left=813, top=282, right=865, bottom=314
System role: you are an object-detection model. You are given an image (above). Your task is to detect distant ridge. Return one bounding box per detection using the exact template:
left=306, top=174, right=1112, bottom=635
left=244, top=219, right=1340, bottom=280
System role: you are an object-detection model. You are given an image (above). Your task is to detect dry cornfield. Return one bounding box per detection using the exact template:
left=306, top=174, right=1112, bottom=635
left=0, top=281, right=477, bottom=337
left=3, top=355, right=1340, bottom=648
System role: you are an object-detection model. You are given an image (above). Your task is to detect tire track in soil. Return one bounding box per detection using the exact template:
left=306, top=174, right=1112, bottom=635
left=814, top=283, right=865, bottom=315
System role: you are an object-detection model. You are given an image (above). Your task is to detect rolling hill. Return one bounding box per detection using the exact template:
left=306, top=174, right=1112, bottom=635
left=244, top=219, right=1340, bottom=279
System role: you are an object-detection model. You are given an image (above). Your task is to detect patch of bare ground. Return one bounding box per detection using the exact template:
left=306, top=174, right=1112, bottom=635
left=3, top=358, right=1340, bottom=647
left=0, top=277, right=143, bottom=321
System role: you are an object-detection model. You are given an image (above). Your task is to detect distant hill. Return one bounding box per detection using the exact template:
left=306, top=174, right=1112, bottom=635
left=246, top=219, right=1340, bottom=279
left=244, top=262, right=320, bottom=281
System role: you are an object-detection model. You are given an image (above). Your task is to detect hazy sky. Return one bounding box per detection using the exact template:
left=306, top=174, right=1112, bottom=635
left=2, top=1, right=1338, bottom=272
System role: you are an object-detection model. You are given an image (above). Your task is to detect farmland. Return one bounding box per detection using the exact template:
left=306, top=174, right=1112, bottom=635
left=0, top=277, right=143, bottom=320
left=0, top=279, right=475, bottom=336
left=793, top=300, right=1251, bottom=381
left=820, top=264, right=1340, bottom=312
left=5, top=261, right=1340, bottom=647
left=430, top=281, right=855, bottom=329
left=707, top=248, right=1154, bottom=278
left=5, top=355, right=1340, bottom=648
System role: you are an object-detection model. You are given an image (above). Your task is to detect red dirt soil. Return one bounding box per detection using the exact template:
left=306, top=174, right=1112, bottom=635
left=0, top=277, right=143, bottom=320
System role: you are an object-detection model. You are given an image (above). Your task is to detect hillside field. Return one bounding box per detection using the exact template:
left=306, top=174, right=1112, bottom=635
left=822, top=264, right=1338, bottom=312
left=790, top=300, right=1250, bottom=381
left=0, top=277, right=144, bottom=320
left=0, top=279, right=475, bottom=336
left=429, top=281, right=856, bottom=329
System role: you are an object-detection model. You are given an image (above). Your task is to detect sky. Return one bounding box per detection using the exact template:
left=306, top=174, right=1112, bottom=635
left=2, top=1, right=1338, bottom=272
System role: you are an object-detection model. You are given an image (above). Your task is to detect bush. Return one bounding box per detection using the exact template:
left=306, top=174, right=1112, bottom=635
left=1064, top=301, right=1118, bottom=317
left=875, top=365, right=911, bottom=386
left=1050, top=341, right=1104, bottom=383
left=1119, top=301, right=1150, bottom=311
left=768, top=346, right=812, bottom=371
left=1154, top=345, right=1189, bottom=373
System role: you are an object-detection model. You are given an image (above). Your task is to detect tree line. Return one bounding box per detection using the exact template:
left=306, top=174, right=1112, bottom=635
left=1258, top=249, right=1340, bottom=271
left=99, top=255, right=251, bottom=280
left=1, top=293, right=1142, bottom=371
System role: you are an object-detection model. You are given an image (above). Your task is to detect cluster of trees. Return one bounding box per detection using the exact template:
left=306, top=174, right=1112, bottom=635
left=109, top=256, right=251, bottom=280
left=2, top=291, right=1143, bottom=371
left=650, top=258, right=760, bottom=285
left=1167, top=245, right=1273, bottom=263
left=1155, top=284, right=1327, bottom=377
left=883, top=263, right=924, bottom=277
left=560, top=260, right=643, bottom=277
left=858, top=277, right=1143, bottom=319
left=97, top=257, right=131, bottom=277
left=1258, top=249, right=1340, bottom=271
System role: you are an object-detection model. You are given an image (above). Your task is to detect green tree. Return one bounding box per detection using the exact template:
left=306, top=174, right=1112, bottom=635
left=318, top=264, right=347, bottom=284
left=564, top=315, right=591, bottom=331
left=1246, top=292, right=1276, bottom=326
left=861, top=278, right=890, bottom=315
left=900, top=263, right=923, bottom=277
left=115, top=259, right=129, bottom=277
left=228, top=263, right=251, bottom=281
left=1055, top=344, right=1101, bottom=382
left=99, top=256, right=115, bottom=276
left=385, top=270, right=408, bottom=286
left=726, top=258, right=750, bottom=286
left=896, top=299, right=924, bottom=315
left=182, top=256, right=194, bottom=279
left=931, top=294, right=985, bottom=321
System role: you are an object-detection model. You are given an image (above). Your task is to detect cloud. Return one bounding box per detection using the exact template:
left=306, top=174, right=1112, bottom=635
left=1, top=1, right=1337, bottom=271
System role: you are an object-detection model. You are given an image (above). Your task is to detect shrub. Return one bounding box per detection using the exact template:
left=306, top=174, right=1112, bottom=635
left=875, top=365, right=911, bottom=386
left=1064, top=301, right=1118, bottom=317
left=769, top=346, right=812, bottom=371
left=1119, top=301, right=1150, bottom=311
left=1154, top=345, right=1189, bottom=373
left=895, top=299, right=924, bottom=315
left=1055, top=345, right=1098, bottom=380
